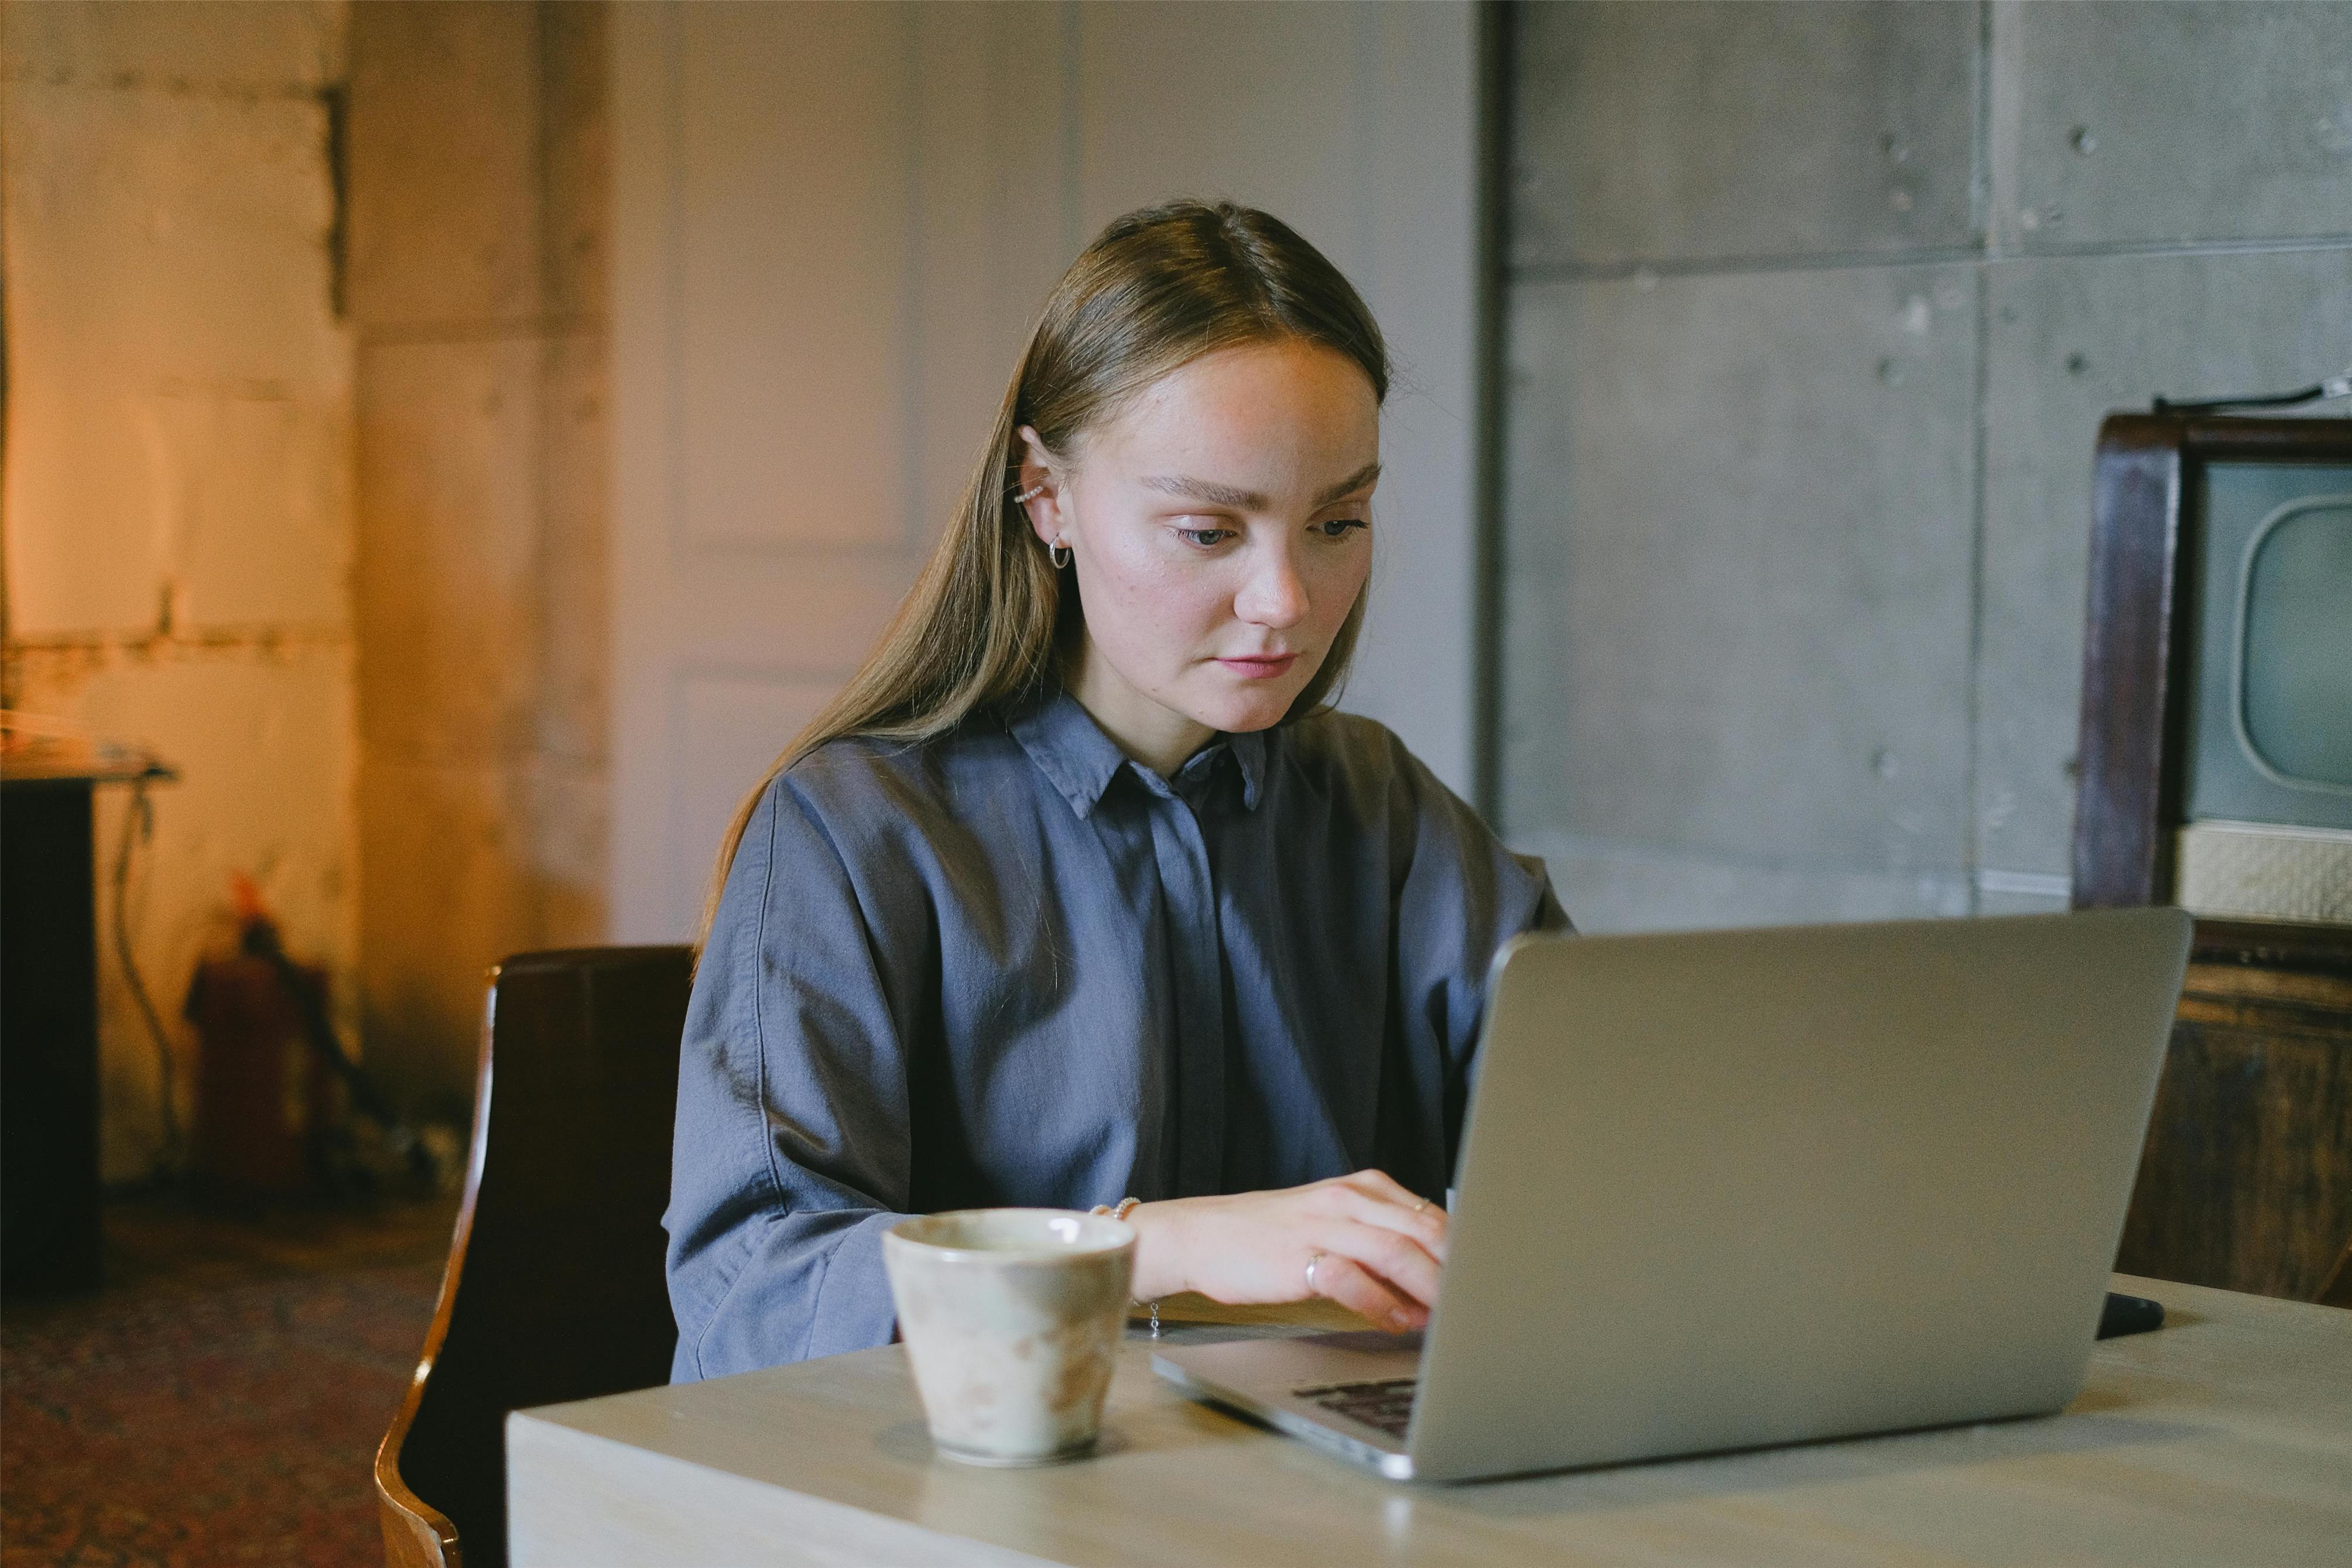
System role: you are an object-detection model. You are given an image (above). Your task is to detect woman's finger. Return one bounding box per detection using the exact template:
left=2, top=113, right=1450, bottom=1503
left=1341, top=1167, right=1436, bottom=1216
left=1332, top=1183, right=1447, bottom=1262
left=1314, top=1218, right=1443, bottom=1310
left=1303, top=1251, right=1426, bottom=1333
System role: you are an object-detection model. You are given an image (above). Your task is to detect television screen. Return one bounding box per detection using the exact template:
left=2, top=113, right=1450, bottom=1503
left=2179, top=458, right=2352, bottom=923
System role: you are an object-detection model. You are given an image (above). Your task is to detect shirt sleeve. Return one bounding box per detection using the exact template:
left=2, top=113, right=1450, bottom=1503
left=663, top=764, right=920, bottom=1381
left=1385, top=737, right=1572, bottom=1177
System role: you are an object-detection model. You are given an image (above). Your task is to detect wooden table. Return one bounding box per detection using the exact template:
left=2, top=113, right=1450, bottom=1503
left=506, top=1275, right=2351, bottom=1566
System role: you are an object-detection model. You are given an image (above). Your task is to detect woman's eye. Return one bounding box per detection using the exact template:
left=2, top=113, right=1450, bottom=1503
left=1315, top=516, right=1369, bottom=540
left=1177, top=525, right=1235, bottom=548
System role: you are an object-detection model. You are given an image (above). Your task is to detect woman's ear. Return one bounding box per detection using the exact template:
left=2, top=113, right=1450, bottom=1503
left=1014, top=424, right=1066, bottom=547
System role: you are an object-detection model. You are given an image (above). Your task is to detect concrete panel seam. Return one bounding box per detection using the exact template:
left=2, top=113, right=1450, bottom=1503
left=358, top=313, right=605, bottom=348
left=1970, top=0, right=1992, bottom=247
left=1975, top=868, right=2069, bottom=898
left=7, top=625, right=352, bottom=656
left=1963, top=257, right=1992, bottom=915
left=1515, top=231, right=2352, bottom=285
left=0, top=69, right=330, bottom=105
left=1511, top=831, right=1975, bottom=884
left=1517, top=247, right=1988, bottom=284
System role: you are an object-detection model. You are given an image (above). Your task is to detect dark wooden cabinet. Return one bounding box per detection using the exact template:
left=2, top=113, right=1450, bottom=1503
left=1, top=777, right=106, bottom=1294
left=2073, top=414, right=2352, bottom=1300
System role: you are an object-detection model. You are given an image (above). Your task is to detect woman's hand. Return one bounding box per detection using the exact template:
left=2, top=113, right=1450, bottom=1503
left=1125, top=1170, right=1447, bottom=1332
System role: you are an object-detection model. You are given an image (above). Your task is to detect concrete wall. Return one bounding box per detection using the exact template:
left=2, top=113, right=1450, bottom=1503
left=347, top=1, right=610, bottom=1114
left=1, top=1, right=358, bottom=1180
left=1499, top=1, right=2352, bottom=932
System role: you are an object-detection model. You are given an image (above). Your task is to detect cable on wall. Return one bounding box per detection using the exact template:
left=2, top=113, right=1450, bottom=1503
left=111, top=773, right=184, bottom=1173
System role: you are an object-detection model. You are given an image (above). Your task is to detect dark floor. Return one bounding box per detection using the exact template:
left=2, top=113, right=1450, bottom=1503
left=1, top=1193, right=457, bottom=1568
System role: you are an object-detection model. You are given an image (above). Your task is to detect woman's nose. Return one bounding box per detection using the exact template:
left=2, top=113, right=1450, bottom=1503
left=1234, top=544, right=1309, bottom=628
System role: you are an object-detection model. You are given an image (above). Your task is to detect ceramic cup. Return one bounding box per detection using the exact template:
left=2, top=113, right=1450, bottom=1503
left=881, top=1208, right=1137, bottom=1466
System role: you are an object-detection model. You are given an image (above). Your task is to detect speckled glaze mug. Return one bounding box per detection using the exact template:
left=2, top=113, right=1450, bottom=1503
left=882, top=1208, right=1137, bottom=1466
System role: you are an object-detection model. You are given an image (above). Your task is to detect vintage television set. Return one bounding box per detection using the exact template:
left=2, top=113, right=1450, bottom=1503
left=2076, top=415, right=2351, bottom=920
left=2072, top=410, right=2350, bottom=1303
left=2177, top=454, right=2351, bottom=916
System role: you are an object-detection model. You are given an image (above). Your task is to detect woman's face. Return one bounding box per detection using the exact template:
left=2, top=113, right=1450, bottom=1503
left=1017, top=337, right=1380, bottom=768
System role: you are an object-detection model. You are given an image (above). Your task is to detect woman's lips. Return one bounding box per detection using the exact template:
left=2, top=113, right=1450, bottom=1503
left=1217, top=653, right=1300, bottom=679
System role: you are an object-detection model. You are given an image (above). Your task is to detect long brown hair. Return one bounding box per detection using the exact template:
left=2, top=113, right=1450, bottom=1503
left=694, top=198, right=1391, bottom=949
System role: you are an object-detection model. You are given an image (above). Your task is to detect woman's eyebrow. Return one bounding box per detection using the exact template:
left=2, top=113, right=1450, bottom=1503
left=1137, top=461, right=1382, bottom=510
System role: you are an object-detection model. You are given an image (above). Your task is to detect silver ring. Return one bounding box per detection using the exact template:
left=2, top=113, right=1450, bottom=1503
left=1412, top=1197, right=1432, bottom=1216
left=1304, top=1250, right=1325, bottom=1296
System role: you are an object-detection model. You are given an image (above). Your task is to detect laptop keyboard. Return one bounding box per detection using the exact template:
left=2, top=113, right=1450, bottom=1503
left=1297, top=1377, right=1418, bottom=1439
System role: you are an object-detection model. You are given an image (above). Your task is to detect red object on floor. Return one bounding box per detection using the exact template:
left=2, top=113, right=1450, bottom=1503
left=184, top=956, right=334, bottom=1197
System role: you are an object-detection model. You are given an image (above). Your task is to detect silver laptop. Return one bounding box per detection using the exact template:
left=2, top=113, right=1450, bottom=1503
left=1152, top=908, right=2193, bottom=1482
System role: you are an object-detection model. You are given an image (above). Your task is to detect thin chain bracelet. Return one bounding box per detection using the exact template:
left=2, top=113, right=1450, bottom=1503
left=1090, top=1198, right=1159, bottom=1336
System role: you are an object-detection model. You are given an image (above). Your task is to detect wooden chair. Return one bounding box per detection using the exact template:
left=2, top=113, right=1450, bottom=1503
left=375, top=946, right=693, bottom=1568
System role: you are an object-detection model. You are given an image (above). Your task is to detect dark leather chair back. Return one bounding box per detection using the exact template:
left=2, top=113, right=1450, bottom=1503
left=376, top=946, right=692, bottom=1567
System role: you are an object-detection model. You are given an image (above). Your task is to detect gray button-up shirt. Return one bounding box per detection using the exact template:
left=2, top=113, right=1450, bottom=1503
left=665, top=684, right=1568, bottom=1381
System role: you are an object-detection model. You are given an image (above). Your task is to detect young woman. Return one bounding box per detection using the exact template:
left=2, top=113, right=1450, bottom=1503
left=666, top=199, right=1569, bottom=1381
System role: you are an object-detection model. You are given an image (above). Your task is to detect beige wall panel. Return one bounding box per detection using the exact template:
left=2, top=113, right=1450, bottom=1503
left=344, top=1, right=614, bottom=1106
left=1074, top=2, right=1365, bottom=275
left=538, top=332, right=611, bottom=768
left=1077, top=1, right=1485, bottom=792
left=1501, top=265, right=1977, bottom=876
left=648, top=555, right=937, bottom=677
left=905, top=0, right=1067, bottom=552
left=676, top=2, right=913, bottom=553
left=540, top=0, right=611, bottom=323
left=355, top=337, right=544, bottom=764
left=365, top=755, right=604, bottom=1034
left=1346, top=5, right=1482, bottom=802
left=358, top=756, right=529, bottom=1108
left=345, top=0, right=542, bottom=328
left=669, top=673, right=841, bottom=937
left=10, top=646, right=359, bottom=1181
left=1512, top=0, right=1980, bottom=269
left=1, top=80, right=348, bottom=634
left=525, top=760, right=610, bottom=951
left=0, top=0, right=346, bottom=94
left=358, top=753, right=607, bottom=1104
left=1976, top=246, right=2352, bottom=879
left=612, top=2, right=1069, bottom=941
left=1989, top=0, right=2352, bottom=251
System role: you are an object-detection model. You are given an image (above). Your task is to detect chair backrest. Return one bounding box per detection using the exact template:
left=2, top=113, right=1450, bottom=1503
left=376, top=946, right=693, bottom=1568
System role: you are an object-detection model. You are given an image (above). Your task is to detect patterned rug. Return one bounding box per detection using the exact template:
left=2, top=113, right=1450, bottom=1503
left=2, top=1200, right=450, bottom=1568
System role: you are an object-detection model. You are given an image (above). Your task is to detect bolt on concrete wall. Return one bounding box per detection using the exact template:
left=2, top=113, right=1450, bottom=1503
left=1, top=0, right=359, bottom=1182
left=346, top=1, right=610, bottom=1117
left=1499, top=0, right=2352, bottom=933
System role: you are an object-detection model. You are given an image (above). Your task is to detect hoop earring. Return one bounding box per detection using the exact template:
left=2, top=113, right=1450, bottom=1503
left=1049, top=539, right=1071, bottom=570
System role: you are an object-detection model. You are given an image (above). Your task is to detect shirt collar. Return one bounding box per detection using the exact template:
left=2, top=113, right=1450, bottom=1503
left=1008, top=686, right=1268, bottom=819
